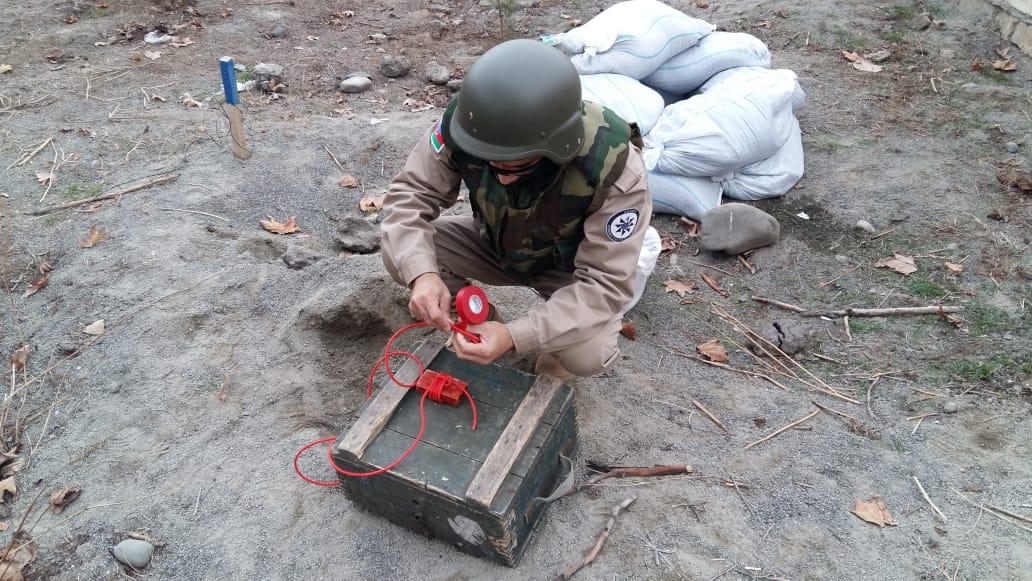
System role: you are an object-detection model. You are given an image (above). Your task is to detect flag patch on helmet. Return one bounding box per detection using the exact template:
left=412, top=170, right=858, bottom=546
left=606, top=209, right=640, bottom=242
left=430, top=120, right=445, bottom=154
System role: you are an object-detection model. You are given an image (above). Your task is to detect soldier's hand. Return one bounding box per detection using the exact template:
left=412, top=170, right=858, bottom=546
left=410, top=273, right=452, bottom=332
left=453, top=322, right=514, bottom=365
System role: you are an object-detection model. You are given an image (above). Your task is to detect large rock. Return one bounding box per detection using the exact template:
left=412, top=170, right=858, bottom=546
left=699, top=203, right=780, bottom=255
left=281, top=244, right=326, bottom=270
left=425, top=61, right=451, bottom=85
left=334, top=217, right=381, bottom=253
left=380, top=55, right=411, bottom=78
left=340, top=77, right=372, bottom=93
left=253, top=62, right=284, bottom=82
left=110, top=539, right=154, bottom=570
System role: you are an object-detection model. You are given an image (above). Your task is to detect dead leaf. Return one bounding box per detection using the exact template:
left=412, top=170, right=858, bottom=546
left=0, top=477, right=16, bottom=497
left=939, top=311, right=965, bottom=329
left=38, top=262, right=52, bottom=274
left=35, top=171, right=53, bottom=184
left=660, top=236, right=678, bottom=252
left=875, top=253, right=917, bottom=275
left=1, top=458, right=23, bottom=480
left=170, top=37, right=195, bottom=48
left=182, top=94, right=204, bottom=108
left=151, top=94, right=167, bottom=102
left=0, top=538, right=37, bottom=581
left=22, top=275, right=48, bottom=298
left=0, top=523, right=8, bottom=532
left=95, top=1, right=109, bottom=7
left=663, top=279, right=695, bottom=298
left=995, top=46, right=1012, bottom=59
left=701, top=273, right=728, bottom=296
left=697, top=339, right=728, bottom=363
left=997, top=169, right=1032, bottom=193
left=83, top=319, right=105, bottom=336
left=852, top=58, right=883, bottom=73
left=259, top=216, right=300, bottom=235
left=78, top=225, right=106, bottom=248
left=944, top=261, right=964, bottom=274
left=992, top=58, right=1016, bottom=72
left=339, top=175, right=359, bottom=188
left=970, top=58, right=983, bottom=71
left=9, top=345, right=29, bottom=372
left=359, top=195, right=385, bottom=213
left=679, top=217, right=700, bottom=237
left=842, top=50, right=860, bottom=62
left=48, top=485, right=82, bottom=514
left=865, top=48, right=891, bottom=63
left=0, top=65, right=12, bottom=75
left=144, top=50, right=162, bottom=61
left=695, top=0, right=709, bottom=7
left=851, top=496, right=898, bottom=527
left=620, top=320, right=637, bottom=340
left=65, top=13, right=78, bottom=23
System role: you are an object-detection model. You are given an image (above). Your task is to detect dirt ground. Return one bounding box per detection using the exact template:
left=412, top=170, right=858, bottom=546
left=1, top=0, right=1030, bottom=579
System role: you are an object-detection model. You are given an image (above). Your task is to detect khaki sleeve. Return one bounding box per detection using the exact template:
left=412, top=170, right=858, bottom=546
left=380, top=122, right=463, bottom=286
left=505, top=147, right=651, bottom=354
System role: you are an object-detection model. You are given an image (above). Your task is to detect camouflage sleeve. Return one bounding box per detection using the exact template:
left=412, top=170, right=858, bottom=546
left=381, top=121, right=462, bottom=286
left=505, top=147, right=651, bottom=354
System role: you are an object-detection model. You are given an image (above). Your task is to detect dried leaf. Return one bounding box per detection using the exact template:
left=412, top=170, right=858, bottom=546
left=35, top=171, right=53, bottom=184
left=995, top=46, right=1012, bottom=59
left=0, top=522, right=8, bottom=532
left=259, top=216, right=300, bottom=235
left=0, top=458, right=23, bottom=479
left=944, top=261, right=964, bottom=273
left=359, top=195, right=385, bottom=213
left=874, top=253, right=917, bottom=275
left=842, top=50, right=860, bottom=62
left=663, top=279, right=695, bottom=298
left=679, top=217, right=700, bottom=237
left=660, top=236, right=678, bottom=252
left=144, top=50, right=162, bottom=61
left=0, top=477, right=15, bottom=497
left=992, top=58, right=1016, bottom=72
left=78, top=225, right=107, bottom=248
left=997, top=170, right=1032, bottom=193
left=170, top=37, right=195, bottom=48
left=9, top=345, right=29, bottom=372
left=697, top=339, right=728, bottom=363
left=48, top=485, right=82, bottom=514
left=0, top=537, right=37, bottom=581
left=151, top=94, right=167, bottom=102
left=620, top=320, right=637, bottom=340
left=0, top=65, right=12, bottom=75
left=851, top=496, right=898, bottom=527
left=83, top=319, right=105, bottom=336
left=939, top=311, right=965, bottom=329
left=701, top=273, right=728, bottom=296
left=38, top=262, right=52, bottom=274
left=852, top=58, right=882, bottom=73
left=339, top=175, right=359, bottom=188
left=865, top=48, right=891, bottom=63
left=182, top=94, right=204, bottom=108
left=22, top=275, right=48, bottom=298
left=695, top=0, right=709, bottom=7
left=970, top=58, right=983, bottom=71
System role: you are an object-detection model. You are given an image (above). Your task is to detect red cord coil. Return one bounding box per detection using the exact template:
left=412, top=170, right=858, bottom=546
left=294, top=322, right=477, bottom=486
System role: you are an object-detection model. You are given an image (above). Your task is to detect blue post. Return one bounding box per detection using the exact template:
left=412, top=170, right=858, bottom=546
left=219, top=56, right=240, bottom=106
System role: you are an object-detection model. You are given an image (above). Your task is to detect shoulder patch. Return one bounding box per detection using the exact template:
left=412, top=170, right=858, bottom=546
left=430, top=120, right=445, bottom=154
left=606, top=208, right=640, bottom=242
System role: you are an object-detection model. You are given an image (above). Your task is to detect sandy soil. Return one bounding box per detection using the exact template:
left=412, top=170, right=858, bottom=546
left=0, top=0, right=1030, bottom=579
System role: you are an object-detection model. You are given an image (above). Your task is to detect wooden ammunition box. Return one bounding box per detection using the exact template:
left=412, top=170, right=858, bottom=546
left=332, top=340, right=577, bottom=566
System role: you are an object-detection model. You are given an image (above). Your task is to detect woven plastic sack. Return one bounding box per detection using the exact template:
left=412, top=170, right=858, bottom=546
left=642, top=32, right=771, bottom=95
left=580, top=74, right=665, bottom=134
left=722, top=117, right=804, bottom=200
left=647, top=170, right=722, bottom=220
left=642, top=67, right=803, bottom=177
left=623, top=226, right=661, bottom=314
left=561, top=0, right=715, bottom=78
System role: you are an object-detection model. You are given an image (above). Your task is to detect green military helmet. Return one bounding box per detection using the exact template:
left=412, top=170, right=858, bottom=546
left=448, top=39, right=584, bottom=164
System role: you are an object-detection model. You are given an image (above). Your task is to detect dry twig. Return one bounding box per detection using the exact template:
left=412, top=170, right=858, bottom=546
left=555, top=496, right=637, bottom=580
left=913, top=476, right=948, bottom=522
left=28, top=173, right=177, bottom=215
left=322, top=144, right=345, bottom=172
left=692, top=399, right=729, bottom=433
left=744, top=408, right=820, bottom=450
left=752, top=296, right=962, bottom=318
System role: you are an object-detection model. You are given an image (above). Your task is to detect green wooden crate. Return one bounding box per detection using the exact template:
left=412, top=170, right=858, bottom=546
left=332, top=340, right=577, bottom=566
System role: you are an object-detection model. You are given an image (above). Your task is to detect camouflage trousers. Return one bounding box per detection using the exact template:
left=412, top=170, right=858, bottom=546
left=382, top=215, right=621, bottom=378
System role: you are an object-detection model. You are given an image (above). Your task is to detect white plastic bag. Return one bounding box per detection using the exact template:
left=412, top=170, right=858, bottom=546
left=623, top=225, right=661, bottom=314
left=643, top=67, right=803, bottom=177
left=642, top=32, right=771, bottom=95
left=561, top=0, right=715, bottom=79
left=647, top=170, right=722, bottom=220
left=580, top=74, right=665, bottom=134
left=722, top=117, right=804, bottom=200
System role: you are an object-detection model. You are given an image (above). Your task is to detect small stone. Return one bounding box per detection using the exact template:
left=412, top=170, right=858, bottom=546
left=700, top=203, right=780, bottom=255
left=1003, top=331, right=1014, bottom=340
left=855, top=219, right=876, bottom=234
left=910, top=13, right=932, bottom=31
left=110, top=539, right=154, bottom=570
left=334, top=217, right=381, bottom=254
left=446, top=78, right=463, bottom=92
left=234, top=63, right=246, bottom=72
left=144, top=31, right=173, bottom=44
left=339, top=76, right=372, bottom=93
left=368, top=33, right=388, bottom=44
left=834, top=254, right=850, bottom=264
left=380, top=55, right=411, bottom=78
left=1006, top=141, right=1018, bottom=154
left=253, top=62, right=284, bottom=82
left=425, top=61, right=451, bottom=85
left=943, top=401, right=959, bottom=414
left=429, top=19, right=448, bottom=40
left=269, top=23, right=287, bottom=38
left=57, top=340, right=80, bottom=355
left=946, top=242, right=959, bottom=251
left=281, top=244, right=326, bottom=270
left=940, top=49, right=955, bottom=59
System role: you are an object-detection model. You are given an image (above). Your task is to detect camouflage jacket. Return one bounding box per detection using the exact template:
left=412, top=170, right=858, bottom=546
left=440, top=98, right=643, bottom=280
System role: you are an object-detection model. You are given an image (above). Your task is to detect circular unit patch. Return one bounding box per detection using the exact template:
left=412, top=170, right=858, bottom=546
left=605, top=208, right=640, bottom=242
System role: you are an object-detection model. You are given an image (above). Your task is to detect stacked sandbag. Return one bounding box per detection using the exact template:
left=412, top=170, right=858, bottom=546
left=560, top=0, right=714, bottom=78
left=580, top=74, right=665, bottom=134
left=721, top=117, right=804, bottom=200
left=642, top=31, right=771, bottom=96
left=646, top=171, right=722, bottom=221
left=642, top=67, right=803, bottom=178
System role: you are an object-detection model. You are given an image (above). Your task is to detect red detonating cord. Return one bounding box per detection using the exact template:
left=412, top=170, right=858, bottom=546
left=294, top=322, right=478, bottom=487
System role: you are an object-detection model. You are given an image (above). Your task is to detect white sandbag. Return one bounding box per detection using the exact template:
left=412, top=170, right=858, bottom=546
left=623, top=226, right=661, bottom=314
left=647, top=170, right=722, bottom=220
left=580, top=74, right=665, bottom=134
left=561, top=0, right=715, bottom=79
left=722, top=117, right=804, bottom=200
left=643, top=67, right=803, bottom=177
left=642, top=32, right=771, bottom=95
